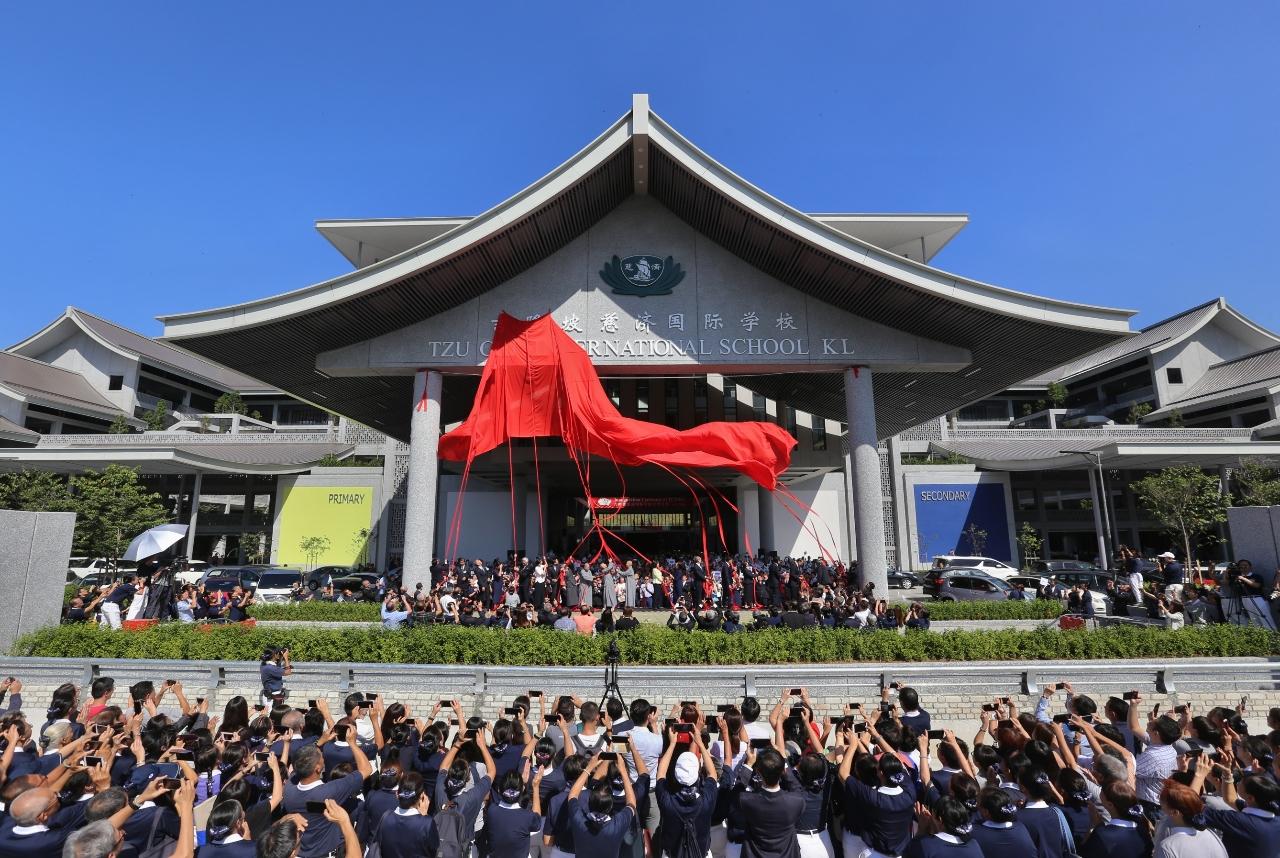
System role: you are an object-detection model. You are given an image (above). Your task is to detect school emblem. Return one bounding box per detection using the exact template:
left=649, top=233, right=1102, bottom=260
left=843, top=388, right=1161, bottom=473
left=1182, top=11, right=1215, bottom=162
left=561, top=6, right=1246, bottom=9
left=598, top=254, right=685, bottom=296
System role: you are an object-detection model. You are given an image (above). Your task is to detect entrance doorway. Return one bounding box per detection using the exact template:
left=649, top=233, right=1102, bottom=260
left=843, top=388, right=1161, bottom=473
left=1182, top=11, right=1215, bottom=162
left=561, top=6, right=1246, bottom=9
left=564, top=495, right=738, bottom=560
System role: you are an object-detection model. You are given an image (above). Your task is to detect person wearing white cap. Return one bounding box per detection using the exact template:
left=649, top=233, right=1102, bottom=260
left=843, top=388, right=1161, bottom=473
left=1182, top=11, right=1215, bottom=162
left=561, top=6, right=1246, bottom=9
left=656, top=725, right=719, bottom=858
left=1156, top=551, right=1185, bottom=603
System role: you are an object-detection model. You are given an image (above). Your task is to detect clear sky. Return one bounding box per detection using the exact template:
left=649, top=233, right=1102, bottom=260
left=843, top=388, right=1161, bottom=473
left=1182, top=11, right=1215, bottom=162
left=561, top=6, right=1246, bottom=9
left=1, top=2, right=1277, bottom=347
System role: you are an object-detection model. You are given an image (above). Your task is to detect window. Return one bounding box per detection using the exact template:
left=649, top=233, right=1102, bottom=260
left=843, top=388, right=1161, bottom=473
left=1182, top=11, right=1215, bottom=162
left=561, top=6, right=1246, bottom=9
left=782, top=405, right=797, bottom=436
left=752, top=393, right=767, bottom=421
left=693, top=379, right=708, bottom=422
left=665, top=383, right=679, bottom=425
left=635, top=380, right=649, bottom=416
left=722, top=383, right=737, bottom=421
left=811, top=420, right=827, bottom=451
left=108, top=375, right=124, bottom=391
left=604, top=380, right=621, bottom=407
left=24, top=417, right=53, bottom=434
left=1166, top=367, right=1183, bottom=384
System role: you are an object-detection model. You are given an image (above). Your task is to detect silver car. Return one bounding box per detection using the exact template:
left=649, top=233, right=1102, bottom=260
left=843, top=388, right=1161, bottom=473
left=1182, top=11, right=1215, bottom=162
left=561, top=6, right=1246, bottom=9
left=928, top=569, right=1013, bottom=601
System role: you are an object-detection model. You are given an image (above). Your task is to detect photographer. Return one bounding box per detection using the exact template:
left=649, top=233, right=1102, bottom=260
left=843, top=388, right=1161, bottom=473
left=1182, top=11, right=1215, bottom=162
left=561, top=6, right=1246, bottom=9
left=1234, top=560, right=1278, bottom=631
left=666, top=603, right=694, bottom=632
left=260, top=647, right=292, bottom=704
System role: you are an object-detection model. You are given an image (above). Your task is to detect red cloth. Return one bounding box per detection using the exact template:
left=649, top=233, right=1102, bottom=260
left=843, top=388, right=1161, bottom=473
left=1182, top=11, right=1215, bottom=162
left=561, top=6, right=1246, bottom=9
left=439, top=313, right=796, bottom=489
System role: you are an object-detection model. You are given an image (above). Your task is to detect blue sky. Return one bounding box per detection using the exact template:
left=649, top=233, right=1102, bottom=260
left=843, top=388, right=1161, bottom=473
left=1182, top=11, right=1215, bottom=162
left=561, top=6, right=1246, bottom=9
left=1, top=2, right=1277, bottom=346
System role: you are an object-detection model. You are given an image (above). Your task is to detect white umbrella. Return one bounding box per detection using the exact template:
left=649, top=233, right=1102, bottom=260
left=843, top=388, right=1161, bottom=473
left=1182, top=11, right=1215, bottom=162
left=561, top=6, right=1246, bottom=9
left=123, top=523, right=189, bottom=562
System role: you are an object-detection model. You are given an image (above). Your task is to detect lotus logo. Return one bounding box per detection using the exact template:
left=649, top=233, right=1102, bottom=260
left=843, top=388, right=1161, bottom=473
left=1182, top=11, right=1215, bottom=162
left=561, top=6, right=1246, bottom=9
left=598, top=254, right=685, bottom=296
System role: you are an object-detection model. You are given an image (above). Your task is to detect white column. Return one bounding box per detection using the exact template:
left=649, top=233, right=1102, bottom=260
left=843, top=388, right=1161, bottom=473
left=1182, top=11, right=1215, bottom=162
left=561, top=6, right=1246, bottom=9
left=842, top=449, right=858, bottom=563
left=511, top=475, right=528, bottom=559
left=403, top=369, right=443, bottom=592
left=844, top=367, right=887, bottom=593
left=185, top=472, right=202, bottom=561
left=1087, top=467, right=1109, bottom=570
left=757, top=484, right=775, bottom=555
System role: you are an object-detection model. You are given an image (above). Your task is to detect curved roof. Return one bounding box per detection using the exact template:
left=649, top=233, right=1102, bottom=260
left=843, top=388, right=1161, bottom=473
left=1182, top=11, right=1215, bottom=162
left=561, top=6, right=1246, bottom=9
left=1147, top=343, right=1280, bottom=417
left=0, top=439, right=354, bottom=475
left=159, top=95, right=1134, bottom=440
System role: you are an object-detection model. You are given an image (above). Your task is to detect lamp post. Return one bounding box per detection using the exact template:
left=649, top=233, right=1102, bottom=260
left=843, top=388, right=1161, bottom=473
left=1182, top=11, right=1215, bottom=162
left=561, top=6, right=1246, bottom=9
left=1060, top=449, right=1115, bottom=569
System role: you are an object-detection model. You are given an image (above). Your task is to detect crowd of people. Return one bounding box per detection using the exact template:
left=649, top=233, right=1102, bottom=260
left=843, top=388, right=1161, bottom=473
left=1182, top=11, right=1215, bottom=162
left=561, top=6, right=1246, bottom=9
left=2, top=670, right=1279, bottom=858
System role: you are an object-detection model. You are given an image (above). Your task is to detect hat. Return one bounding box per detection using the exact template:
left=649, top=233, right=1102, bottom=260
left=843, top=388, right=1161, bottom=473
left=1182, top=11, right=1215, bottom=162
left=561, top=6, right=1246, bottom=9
left=1158, top=552, right=1176, bottom=560
left=674, top=752, right=700, bottom=786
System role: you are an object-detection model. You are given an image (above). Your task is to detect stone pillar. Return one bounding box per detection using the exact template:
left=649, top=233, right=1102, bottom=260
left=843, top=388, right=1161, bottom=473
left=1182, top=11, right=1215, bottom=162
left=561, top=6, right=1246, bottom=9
left=757, top=484, right=775, bottom=556
left=186, top=472, right=202, bottom=561
left=1087, top=467, right=1108, bottom=570
left=403, top=370, right=442, bottom=592
left=841, top=449, right=858, bottom=562
left=845, top=367, right=887, bottom=593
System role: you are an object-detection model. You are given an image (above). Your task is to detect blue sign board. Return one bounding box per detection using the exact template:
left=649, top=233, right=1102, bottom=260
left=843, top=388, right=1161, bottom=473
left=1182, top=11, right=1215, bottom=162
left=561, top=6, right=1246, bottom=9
left=913, top=481, right=1012, bottom=563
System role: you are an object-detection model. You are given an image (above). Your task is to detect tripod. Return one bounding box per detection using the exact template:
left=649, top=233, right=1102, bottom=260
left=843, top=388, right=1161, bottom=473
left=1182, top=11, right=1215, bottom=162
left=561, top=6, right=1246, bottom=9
left=599, top=637, right=627, bottom=711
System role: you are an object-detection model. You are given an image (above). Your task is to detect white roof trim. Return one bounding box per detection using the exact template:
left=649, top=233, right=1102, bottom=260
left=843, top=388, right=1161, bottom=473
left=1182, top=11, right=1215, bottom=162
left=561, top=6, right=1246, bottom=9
left=158, top=97, right=1133, bottom=342
left=8, top=308, right=136, bottom=364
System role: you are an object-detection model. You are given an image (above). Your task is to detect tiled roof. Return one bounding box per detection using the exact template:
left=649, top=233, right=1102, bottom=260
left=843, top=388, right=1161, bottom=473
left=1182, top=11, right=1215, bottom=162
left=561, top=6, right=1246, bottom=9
left=1153, top=344, right=1280, bottom=413
left=1051, top=299, right=1222, bottom=382
left=0, top=351, right=121, bottom=415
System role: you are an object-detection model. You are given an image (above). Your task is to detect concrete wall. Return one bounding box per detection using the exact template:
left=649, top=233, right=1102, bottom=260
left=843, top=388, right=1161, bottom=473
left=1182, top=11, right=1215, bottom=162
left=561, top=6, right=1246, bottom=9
left=270, top=470, right=382, bottom=566
left=761, top=472, right=847, bottom=560
left=32, top=328, right=140, bottom=415
left=0, top=510, right=76, bottom=650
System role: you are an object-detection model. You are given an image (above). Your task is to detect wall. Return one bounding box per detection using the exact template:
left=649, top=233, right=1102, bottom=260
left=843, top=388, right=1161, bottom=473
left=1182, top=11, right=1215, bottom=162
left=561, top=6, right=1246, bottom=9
left=0, top=510, right=76, bottom=649
left=759, top=472, right=847, bottom=560
left=32, top=327, right=139, bottom=415
left=901, top=467, right=1015, bottom=569
left=272, top=473, right=380, bottom=567
left=1227, top=507, right=1280, bottom=589
left=437, top=474, right=513, bottom=561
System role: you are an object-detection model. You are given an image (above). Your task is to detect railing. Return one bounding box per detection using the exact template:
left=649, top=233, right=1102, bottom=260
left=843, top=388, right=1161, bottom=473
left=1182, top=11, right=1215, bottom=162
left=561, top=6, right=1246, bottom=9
left=0, top=656, right=1275, bottom=698
left=36, top=431, right=342, bottom=447
left=949, top=427, right=1255, bottom=441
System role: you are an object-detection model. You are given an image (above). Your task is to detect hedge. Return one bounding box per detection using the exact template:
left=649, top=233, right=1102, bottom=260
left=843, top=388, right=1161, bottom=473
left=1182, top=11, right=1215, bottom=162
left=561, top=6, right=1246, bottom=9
left=245, top=600, right=1063, bottom=623
left=13, top=623, right=1279, bottom=666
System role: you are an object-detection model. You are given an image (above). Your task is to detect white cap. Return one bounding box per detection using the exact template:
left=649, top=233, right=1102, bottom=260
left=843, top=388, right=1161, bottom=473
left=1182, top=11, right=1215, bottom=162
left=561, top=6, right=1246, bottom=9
left=674, top=752, right=700, bottom=786
left=1158, top=552, right=1176, bottom=560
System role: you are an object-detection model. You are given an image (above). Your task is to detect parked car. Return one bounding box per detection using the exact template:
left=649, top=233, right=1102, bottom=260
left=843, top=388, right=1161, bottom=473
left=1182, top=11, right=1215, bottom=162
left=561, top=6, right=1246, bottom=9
left=199, top=565, right=269, bottom=590
left=201, top=576, right=242, bottom=594
left=1031, top=560, right=1102, bottom=575
left=886, top=569, right=920, bottom=589
left=931, top=556, right=1020, bottom=580
left=67, top=557, right=136, bottom=581
left=305, top=565, right=356, bottom=591
left=254, top=569, right=304, bottom=603
left=1050, top=570, right=1117, bottom=592
left=173, top=561, right=209, bottom=585
left=923, top=568, right=1013, bottom=601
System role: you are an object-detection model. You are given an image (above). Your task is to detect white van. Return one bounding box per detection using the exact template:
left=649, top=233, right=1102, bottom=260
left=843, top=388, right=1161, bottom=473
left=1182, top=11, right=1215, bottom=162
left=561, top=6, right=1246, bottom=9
left=67, top=557, right=137, bottom=581
left=931, top=555, right=1020, bottom=579
left=253, top=569, right=304, bottom=603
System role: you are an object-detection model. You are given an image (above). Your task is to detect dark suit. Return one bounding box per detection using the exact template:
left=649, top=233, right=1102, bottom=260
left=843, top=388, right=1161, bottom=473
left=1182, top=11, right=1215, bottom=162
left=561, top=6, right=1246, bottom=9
left=739, top=786, right=805, bottom=858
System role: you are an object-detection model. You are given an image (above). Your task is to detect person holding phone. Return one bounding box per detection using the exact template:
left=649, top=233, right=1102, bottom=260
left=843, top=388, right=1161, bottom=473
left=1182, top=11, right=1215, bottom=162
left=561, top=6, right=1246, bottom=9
left=375, top=772, right=439, bottom=858
left=260, top=647, right=292, bottom=705
left=282, top=735, right=372, bottom=857
left=566, top=753, right=635, bottom=858
left=655, top=723, right=719, bottom=858
left=434, top=725, right=496, bottom=854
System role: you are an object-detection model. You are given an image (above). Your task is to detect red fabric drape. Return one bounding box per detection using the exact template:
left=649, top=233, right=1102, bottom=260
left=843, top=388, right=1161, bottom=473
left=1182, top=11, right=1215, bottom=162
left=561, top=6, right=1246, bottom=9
left=438, top=313, right=796, bottom=489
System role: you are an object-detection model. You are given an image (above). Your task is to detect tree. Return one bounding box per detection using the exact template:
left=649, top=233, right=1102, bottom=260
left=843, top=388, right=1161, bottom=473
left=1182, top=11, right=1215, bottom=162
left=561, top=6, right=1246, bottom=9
left=299, top=535, right=331, bottom=570
left=961, top=522, right=988, bottom=556
left=213, top=392, right=248, bottom=415
left=67, top=465, right=169, bottom=567
left=1017, top=522, right=1043, bottom=571
left=1046, top=382, right=1067, bottom=407
left=1131, top=465, right=1230, bottom=570
left=142, top=399, right=171, bottom=431
left=351, top=527, right=372, bottom=567
left=1235, top=460, right=1280, bottom=507
left=0, top=470, right=71, bottom=512
left=1126, top=402, right=1152, bottom=424
left=316, top=453, right=344, bottom=467
left=245, top=531, right=271, bottom=564
left=107, top=414, right=132, bottom=435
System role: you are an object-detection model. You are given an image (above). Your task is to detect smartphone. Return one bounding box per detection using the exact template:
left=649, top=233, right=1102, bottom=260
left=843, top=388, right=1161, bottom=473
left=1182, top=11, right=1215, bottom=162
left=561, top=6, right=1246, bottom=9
left=1174, top=705, right=1188, bottom=715
left=680, top=700, right=695, bottom=707
left=82, top=755, right=104, bottom=768
left=982, top=703, right=998, bottom=713
left=1123, top=691, right=1139, bottom=701
left=599, top=751, right=618, bottom=761
left=92, top=723, right=107, bottom=735
left=305, top=801, right=327, bottom=814
left=612, top=739, right=629, bottom=749
left=889, top=682, right=900, bottom=691
left=1055, top=682, right=1066, bottom=691
left=160, top=777, right=183, bottom=790
left=195, top=697, right=205, bottom=706
left=998, top=719, right=1015, bottom=730
left=1241, top=696, right=1248, bottom=709
left=308, top=699, right=318, bottom=709
left=543, top=714, right=556, bottom=724
left=439, top=700, right=452, bottom=708
left=790, top=688, right=802, bottom=695
left=854, top=723, right=869, bottom=735
left=674, top=723, right=692, bottom=735
left=789, top=706, right=805, bottom=718
left=717, top=704, right=732, bottom=712
left=1185, top=747, right=1203, bottom=758
left=1153, top=703, right=1161, bottom=717
left=253, top=704, right=266, bottom=713
left=165, top=679, right=176, bottom=687
left=665, top=718, right=677, bottom=728
left=749, top=738, right=772, bottom=749
left=450, top=719, right=460, bottom=727
left=255, top=751, right=270, bottom=762
left=173, top=749, right=194, bottom=760
left=706, top=722, right=720, bottom=734
left=1053, top=713, right=1072, bottom=725
left=1000, top=697, right=1011, bottom=705
left=927, top=729, right=946, bottom=740
left=852, top=702, right=864, bottom=710
left=219, top=732, right=236, bottom=742
left=504, top=708, right=519, bottom=716
left=528, top=690, right=543, bottom=698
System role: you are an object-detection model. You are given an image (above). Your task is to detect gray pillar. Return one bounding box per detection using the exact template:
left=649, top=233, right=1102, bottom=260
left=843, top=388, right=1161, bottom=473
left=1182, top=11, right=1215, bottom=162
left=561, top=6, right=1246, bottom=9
left=403, top=369, right=442, bottom=592
left=845, top=367, right=887, bottom=593
left=185, top=472, right=202, bottom=561
left=842, top=449, right=858, bottom=563
left=512, top=475, right=528, bottom=559
left=1087, top=467, right=1108, bottom=570
left=757, top=484, right=775, bottom=556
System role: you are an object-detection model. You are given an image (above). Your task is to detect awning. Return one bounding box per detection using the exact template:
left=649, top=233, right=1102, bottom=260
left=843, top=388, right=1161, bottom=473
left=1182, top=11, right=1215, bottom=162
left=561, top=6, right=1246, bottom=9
left=0, top=441, right=355, bottom=475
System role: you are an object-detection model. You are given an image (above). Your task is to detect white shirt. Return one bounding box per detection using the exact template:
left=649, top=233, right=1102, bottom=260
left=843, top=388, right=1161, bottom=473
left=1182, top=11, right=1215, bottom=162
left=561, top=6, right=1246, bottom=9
left=744, top=721, right=774, bottom=741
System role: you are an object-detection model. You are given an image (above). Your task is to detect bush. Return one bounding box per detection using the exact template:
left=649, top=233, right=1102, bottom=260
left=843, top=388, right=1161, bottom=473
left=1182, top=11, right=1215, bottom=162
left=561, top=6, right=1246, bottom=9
left=892, top=600, right=1063, bottom=620
left=13, top=623, right=1279, bottom=666
left=250, top=602, right=380, bottom=622
left=248, top=600, right=1061, bottom=624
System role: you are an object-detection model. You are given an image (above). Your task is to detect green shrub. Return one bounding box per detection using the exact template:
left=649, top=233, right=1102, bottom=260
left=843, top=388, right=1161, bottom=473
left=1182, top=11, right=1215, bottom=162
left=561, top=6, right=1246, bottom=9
left=246, top=600, right=1061, bottom=624
left=13, top=623, right=1279, bottom=665
left=891, top=600, right=1063, bottom=620
left=250, top=602, right=380, bottom=622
